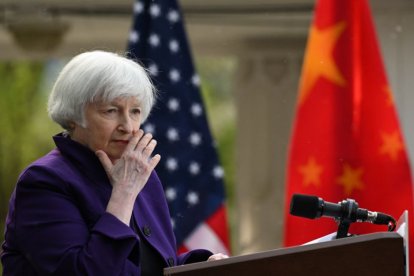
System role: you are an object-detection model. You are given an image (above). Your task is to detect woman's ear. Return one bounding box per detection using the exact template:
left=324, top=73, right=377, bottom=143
left=68, top=121, right=76, bottom=130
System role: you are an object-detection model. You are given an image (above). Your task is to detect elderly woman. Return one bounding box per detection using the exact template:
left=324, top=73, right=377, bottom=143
left=1, top=51, right=227, bottom=275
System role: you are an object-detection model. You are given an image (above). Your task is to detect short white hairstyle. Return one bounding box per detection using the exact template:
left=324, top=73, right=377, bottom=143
left=48, top=50, right=156, bottom=129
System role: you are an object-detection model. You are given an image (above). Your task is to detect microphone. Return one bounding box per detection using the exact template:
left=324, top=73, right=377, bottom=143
left=290, top=194, right=395, bottom=226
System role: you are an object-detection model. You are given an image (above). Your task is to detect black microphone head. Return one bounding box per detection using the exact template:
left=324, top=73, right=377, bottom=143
left=290, top=194, right=321, bottom=219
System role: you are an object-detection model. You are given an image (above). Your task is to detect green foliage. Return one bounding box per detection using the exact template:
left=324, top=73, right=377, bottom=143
left=0, top=61, right=60, bottom=268
left=197, top=57, right=236, bottom=197
left=0, top=61, right=42, bottom=207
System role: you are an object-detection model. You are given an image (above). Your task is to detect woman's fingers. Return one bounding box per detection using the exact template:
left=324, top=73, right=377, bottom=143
left=148, top=154, right=161, bottom=171
left=133, top=139, right=159, bottom=176
left=135, top=132, right=153, bottom=153
left=142, top=139, right=157, bottom=158
left=102, top=130, right=160, bottom=196
left=113, top=130, right=160, bottom=180
left=207, top=253, right=229, bottom=261
left=125, top=129, right=144, bottom=153
left=125, top=130, right=156, bottom=157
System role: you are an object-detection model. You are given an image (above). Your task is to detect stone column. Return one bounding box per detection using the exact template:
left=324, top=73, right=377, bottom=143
left=232, top=37, right=306, bottom=255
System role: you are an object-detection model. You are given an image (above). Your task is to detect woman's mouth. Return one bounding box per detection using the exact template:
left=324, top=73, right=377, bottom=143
left=113, top=140, right=129, bottom=145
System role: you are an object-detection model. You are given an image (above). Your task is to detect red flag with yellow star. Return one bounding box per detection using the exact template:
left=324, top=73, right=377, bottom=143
left=284, top=0, right=414, bottom=270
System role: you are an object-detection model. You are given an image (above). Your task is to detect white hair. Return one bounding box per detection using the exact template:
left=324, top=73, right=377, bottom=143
left=48, top=50, right=156, bottom=129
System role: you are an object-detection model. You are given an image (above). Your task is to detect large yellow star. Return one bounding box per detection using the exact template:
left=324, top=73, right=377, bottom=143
left=380, top=131, right=404, bottom=161
left=298, top=21, right=347, bottom=105
left=337, top=163, right=364, bottom=196
left=298, top=157, right=324, bottom=187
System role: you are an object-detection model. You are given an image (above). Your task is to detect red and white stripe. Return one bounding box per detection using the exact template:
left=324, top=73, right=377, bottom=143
left=178, top=206, right=230, bottom=255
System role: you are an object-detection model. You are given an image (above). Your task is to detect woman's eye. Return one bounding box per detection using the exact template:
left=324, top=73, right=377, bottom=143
left=130, top=109, right=141, bottom=120
left=132, top=109, right=141, bottom=115
left=105, top=108, right=117, bottom=114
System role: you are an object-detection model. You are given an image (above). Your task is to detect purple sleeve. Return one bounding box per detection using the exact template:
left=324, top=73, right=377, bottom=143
left=177, top=249, right=213, bottom=265
left=12, top=169, right=138, bottom=275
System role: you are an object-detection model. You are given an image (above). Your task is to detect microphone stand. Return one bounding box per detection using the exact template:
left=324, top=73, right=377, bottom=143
left=336, top=218, right=352, bottom=239
left=335, top=199, right=358, bottom=239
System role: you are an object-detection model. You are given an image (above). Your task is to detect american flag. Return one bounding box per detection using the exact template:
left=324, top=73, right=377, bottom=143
left=126, top=0, right=230, bottom=255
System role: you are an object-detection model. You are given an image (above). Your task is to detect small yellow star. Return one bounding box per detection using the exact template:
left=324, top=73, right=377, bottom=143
left=337, top=163, right=364, bottom=196
left=298, top=157, right=324, bottom=187
left=380, top=131, right=404, bottom=161
left=383, top=86, right=394, bottom=106
left=298, top=21, right=347, bottom=105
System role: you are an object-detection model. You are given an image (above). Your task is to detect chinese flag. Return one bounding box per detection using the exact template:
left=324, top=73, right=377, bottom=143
left=284, top=0, right=414, bottom=271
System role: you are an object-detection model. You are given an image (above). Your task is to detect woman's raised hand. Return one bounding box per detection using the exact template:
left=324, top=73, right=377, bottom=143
left=96, top=130, right=161, bottom=225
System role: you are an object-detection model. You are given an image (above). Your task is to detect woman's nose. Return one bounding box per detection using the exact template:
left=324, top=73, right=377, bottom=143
left=117, top=114, right=134, bottom=133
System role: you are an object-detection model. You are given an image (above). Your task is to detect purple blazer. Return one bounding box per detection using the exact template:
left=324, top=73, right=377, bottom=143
left=1, top=133, right=212, bottom=275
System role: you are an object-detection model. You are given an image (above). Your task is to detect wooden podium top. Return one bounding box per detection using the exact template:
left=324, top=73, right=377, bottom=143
left=164, top=232, right=405, bottom=276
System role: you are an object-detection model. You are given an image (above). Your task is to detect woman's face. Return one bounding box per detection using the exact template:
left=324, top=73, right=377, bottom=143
left=71, top=96, right=142, bottom=162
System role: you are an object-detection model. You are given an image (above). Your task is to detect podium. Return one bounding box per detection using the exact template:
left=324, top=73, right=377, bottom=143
left=164, top=232, right=405, bottom=276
